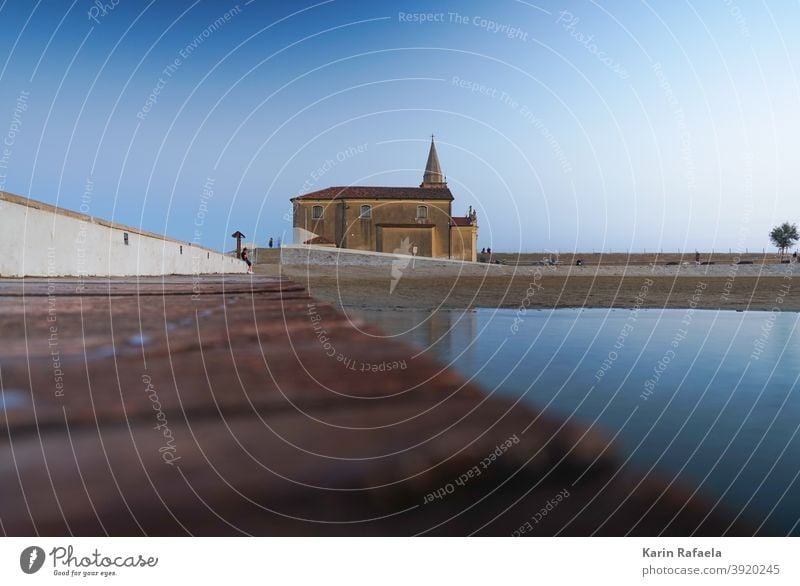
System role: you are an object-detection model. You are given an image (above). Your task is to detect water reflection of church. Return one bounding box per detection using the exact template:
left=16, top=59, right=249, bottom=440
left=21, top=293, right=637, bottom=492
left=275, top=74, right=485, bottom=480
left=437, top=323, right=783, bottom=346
left=408, top=310, right=478, bottom=364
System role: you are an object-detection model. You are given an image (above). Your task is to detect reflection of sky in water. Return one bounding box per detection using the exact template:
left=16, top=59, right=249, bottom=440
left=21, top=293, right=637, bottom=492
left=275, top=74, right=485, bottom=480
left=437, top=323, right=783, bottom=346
left=0, top=390, right=29, bottom=410
left=352, top=307, right=800, bottom=535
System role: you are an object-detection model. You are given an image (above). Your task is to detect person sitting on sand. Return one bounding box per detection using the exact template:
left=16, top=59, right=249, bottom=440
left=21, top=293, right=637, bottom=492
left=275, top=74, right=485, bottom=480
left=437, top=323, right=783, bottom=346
left=241, top=247, right=253, bottom=274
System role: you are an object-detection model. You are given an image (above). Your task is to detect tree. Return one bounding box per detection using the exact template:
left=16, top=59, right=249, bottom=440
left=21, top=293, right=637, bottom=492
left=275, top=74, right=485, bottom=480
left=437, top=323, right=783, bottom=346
left=769, top=222, right=799, bottom=261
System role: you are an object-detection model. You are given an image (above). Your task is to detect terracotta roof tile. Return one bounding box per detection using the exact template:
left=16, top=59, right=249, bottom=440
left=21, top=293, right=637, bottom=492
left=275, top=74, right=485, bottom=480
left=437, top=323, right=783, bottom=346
left=450, top=217, right=473, bottom=226
left=293, top=186, right=453, bottom=201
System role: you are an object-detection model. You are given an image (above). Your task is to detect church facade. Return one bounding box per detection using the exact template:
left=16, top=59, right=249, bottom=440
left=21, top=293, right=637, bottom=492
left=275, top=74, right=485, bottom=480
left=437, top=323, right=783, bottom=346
left=291, top=138, right=478, bottom=261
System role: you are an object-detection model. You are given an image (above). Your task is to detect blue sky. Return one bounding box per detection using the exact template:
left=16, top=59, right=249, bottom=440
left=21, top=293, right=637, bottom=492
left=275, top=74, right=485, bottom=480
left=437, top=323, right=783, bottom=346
left=0, top=0, right=798, bottom=253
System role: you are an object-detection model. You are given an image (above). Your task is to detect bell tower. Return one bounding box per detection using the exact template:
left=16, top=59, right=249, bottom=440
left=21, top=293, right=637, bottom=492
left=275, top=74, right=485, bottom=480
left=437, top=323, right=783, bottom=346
left=420, top=135, right=446, bottom=188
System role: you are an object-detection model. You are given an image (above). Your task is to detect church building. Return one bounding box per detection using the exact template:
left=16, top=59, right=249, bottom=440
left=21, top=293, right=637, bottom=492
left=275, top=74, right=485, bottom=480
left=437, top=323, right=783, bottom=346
left=291, top=137, right=478, bottom=261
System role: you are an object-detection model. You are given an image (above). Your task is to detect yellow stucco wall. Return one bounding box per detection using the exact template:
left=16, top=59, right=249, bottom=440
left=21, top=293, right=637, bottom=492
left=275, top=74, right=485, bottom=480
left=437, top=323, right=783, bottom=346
left=293, top=196, right=477, bottom=261
left=378, top=226, right=435, bottom=256
left=294, top=198, right=456, bottom=258
left=449, top=225, right=478, bottom=262
left=292, top=200, right=339, bottom=244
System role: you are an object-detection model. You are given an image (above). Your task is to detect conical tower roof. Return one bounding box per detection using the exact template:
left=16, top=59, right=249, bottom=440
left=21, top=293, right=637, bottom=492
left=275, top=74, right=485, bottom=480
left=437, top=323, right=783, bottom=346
left=420, top=135, right=446, bottom=188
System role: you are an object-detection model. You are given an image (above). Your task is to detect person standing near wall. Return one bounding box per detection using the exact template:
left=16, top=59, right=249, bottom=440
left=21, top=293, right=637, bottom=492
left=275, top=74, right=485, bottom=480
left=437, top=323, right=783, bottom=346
left=241, top=247, right=253, bottom=274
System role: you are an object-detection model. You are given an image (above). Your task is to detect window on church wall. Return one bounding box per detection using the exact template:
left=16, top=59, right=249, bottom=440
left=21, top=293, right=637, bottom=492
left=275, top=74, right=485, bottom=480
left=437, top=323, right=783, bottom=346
left=311, top=205, right=324, bottom=220
left=359, top=205, right=372, bottom=219
left=416, top=205, right=428, bottom=220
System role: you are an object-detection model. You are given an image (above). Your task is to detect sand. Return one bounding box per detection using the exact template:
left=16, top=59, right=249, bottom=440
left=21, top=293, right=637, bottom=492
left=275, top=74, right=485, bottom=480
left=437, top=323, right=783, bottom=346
left=256, top=246, right=799, bottom=311
left=271, top=262, right=800, bottom=312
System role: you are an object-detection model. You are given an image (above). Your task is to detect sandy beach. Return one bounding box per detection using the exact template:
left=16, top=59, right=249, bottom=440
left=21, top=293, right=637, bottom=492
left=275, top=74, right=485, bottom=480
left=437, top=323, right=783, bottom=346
left=272, top=252, right=800, bottom=312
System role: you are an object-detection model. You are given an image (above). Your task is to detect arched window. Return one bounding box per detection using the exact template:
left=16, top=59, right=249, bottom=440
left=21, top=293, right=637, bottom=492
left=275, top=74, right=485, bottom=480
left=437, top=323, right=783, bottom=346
left=311, top=205, right=324, bottom=220
left=360, top=204, right=372, bottom=219
left=416, top=205, right=428, bottom=219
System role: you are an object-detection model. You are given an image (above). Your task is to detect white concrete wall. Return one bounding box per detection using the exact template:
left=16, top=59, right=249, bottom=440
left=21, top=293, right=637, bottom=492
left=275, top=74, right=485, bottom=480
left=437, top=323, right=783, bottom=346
left=0, top=194, right=248, bottom=277
left=281, top=244, right=800, bottom=278
left=281, top=244, right=485, bottom=271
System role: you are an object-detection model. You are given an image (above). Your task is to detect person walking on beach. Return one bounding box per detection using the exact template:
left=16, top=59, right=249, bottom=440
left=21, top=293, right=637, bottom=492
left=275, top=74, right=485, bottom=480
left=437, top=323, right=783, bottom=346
left=268, top=237, right=273, bottom=248
left=241, top=247, right=253, bottom=274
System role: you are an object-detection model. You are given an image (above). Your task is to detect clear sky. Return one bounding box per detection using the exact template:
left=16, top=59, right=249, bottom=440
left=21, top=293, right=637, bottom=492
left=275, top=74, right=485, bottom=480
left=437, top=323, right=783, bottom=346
left=0, top=0, right=798, bottom=253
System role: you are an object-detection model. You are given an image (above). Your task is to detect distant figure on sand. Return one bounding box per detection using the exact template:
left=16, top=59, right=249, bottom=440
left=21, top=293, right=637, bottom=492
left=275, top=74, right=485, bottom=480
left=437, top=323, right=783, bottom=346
left=695, top=251, right=700, bottom=263
left=241, top=247, right=253, bottom=274
left=269, top=237, right=274, bottom=248
left=794, top=251, right=797, bottom=262
left=481, top=247, right=486, bottom=254
left=576, top=259, right=583, bottom=266
left=487, top=247, right=492, bottom=255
